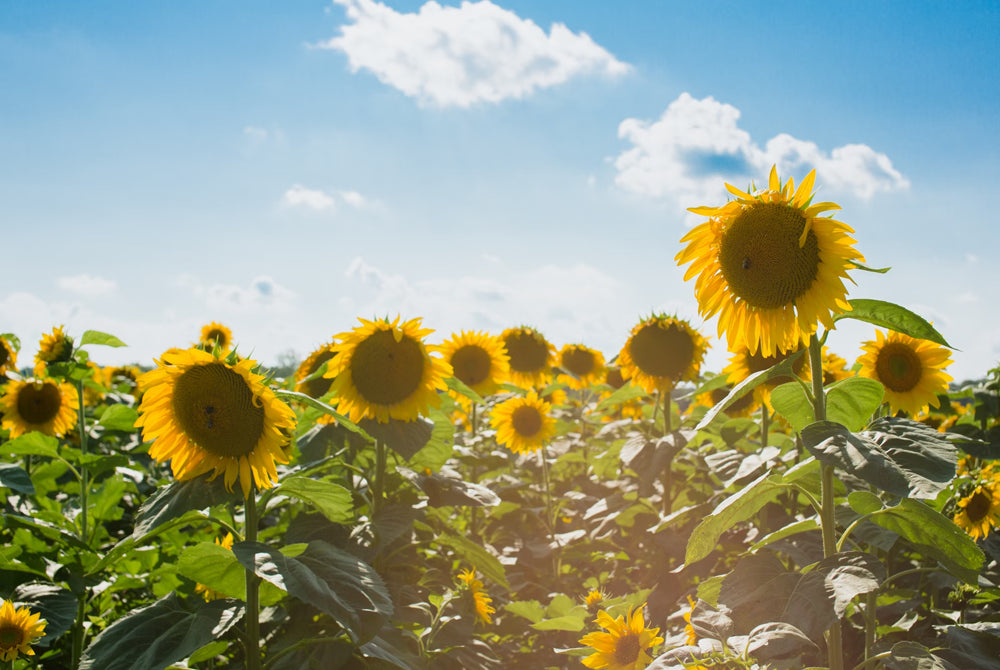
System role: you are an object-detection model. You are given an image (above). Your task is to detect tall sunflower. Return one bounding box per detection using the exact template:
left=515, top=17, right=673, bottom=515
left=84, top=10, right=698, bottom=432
left=500, top=326, right=555, bottom=389
left=618, top=315, right=708, bottom=394
left=579, top=604, right=664, bottom=670
left=199, top=322, right=233, bottom=352
left=0, top=335, right=18, bottom=377
left=557, top=344, right=606, bottom=390
left=457, top=568, right=495, bottom=625
left=857, top=329, right=953, bottom=416
left=295, top=340, right=338, bottom=399
left=0, top=378, right=79, bottom=439
left=34, top=325, right=74, bottom=373
left=491, top=391, right=556, bottom=454
left=439, top=330, right=510, bottom=397
left=676, top=166, right=864, bottom=356
left=953, top=479, right=1000, bottom=540
left=724, top=344, right=808, bottom=409
left=136, top=348, right=296, bottom=498
left=0, top=600, right=46, bottom=662
left=325, top=316, right=452, bottom=424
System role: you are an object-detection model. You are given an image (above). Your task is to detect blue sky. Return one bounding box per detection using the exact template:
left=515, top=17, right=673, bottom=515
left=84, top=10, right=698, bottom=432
left=2, top=0, right=998, bottom=382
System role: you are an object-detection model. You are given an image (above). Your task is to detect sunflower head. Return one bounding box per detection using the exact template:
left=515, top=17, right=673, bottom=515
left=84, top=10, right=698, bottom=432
left=724, top=343, right=808, bottom=410
left=106, top=364, right=141, bottom=391
left=857, top=329, right=953, bottom=416
left=0, top=335, right=19, bottom=377
left=820, top=348, right=852, bottom=386
left=34, top=325, right=74, bottom=373
left=557, top=344, right=606, bottom=390
left=604, top=366, right=628, bottom=389
left=490, top=391, right=556, bottom=454
left=199, top=322, right=233, bottom=352
left=0, top=378, right=79, bottom=439
left=136, top=347, right=297, bottom=498
left=579, top=603, right=664, bottom=670
left=500, top=326, right=555, bottom=389
left=618, top=315, right=708, bottom=395
left=457, top=568, right=495, bottom=625
left=326, top=316, right=452, bottom=424
left=295, top=340, right=338, bottom=399
left=953, top=480, right=1000, bottom=541
left=0, top=600, right=46, bottom=662
left=677, top=166, right=864, bottom=356
left=584, top=589, right=606, bottom=613
left=439, top=330, right=510, bottom=397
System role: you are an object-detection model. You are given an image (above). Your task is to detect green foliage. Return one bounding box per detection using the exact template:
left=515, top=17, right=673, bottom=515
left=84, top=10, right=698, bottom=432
left=834, top=298, right=954, bottom=348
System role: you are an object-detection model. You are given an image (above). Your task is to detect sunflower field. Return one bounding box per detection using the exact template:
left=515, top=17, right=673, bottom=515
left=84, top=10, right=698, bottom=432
left=1, top=167, right=999, bottom=670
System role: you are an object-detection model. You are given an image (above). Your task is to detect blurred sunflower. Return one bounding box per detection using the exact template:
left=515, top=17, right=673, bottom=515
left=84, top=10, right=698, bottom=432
left=682, top=596, right=698, bottom=646
left=694, top=383, right=758, bottom=418
left=136, top=348, right=296, bottom=498
left=618, top=315, right=708, bottom=394
left=0, top=600, right=46, bottom=662
left=953, top=479, right=1000, bottom=540
left=604, top=366, right=627, bottom=390
left=439, top=330, right=510, bottom=397
left=106, top=364, right=141, bottom=392
left=0, top=378, right=79, bottom=438
left=326, top=316, right=451, bottom=424
left=558, top=344, right=606, bottom=390
left=500, top=326, right=555, bottom=389
left=491, top=391, right=555, bottom=454
left=857, top=329, right=953, bottom=416
left=199, top=322, right=233, bottom=352
left=677, top=166, right=863, bottom=356
left=195, top=533, right=235, bottom=601
left=34, top=325, right=74, bottom=373
left=820, top=348, right=852, bottom=386
left=584, top=589, right=606, bottom=613
left=0, top=335, right=18, bottom=377
left=457, top=568, right=495, bottom=625
left=295, top=340, right=338, bottom=399
left=724, top=344, right=808, bottom=409
left=82, top=360, right=108, bottom=407
left=579, top=604, right=663, bottom=670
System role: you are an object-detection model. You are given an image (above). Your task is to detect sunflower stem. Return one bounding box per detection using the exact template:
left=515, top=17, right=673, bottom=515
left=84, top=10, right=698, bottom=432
left=760, top=404, right=770, bottom=448
left=539, top=447, right=560, bottom=579
left=470, top=403, right=478, bottom=437
left=864, top=590, right=877, bottom=662
left=373, top=438, right=387, bottom=516
left=75, top=380, right=89, bottom=544
left=244, top=484, right=261, bottom=670
left=71, top=591, right=86, bottom=669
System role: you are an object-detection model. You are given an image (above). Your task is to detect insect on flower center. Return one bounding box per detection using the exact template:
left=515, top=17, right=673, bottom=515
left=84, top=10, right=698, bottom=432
left=965, top=489, right=993, bottom=522
left=16, top=382, right=62, bottom=424
left=875, top=342, right=923, bottom=392
left=350, top=329, right=425, bottom=405
left=511, top=405, right=542, bottom=437
left=613, top=631, right=641, bottom=665
left=172, top=363, right=265, bottom=458
left=562, top=348, right=596, bottom=377
left=629, top=323, right=695, bottom=379
left=504, top=332, right=549, bottom=373
left=451, top=345, right=492, bottom=387
left=719, top=202, right=820, bottom=309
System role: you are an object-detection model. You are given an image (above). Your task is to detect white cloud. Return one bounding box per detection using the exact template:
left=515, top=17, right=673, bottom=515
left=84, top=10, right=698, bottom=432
left=614, top=93, right=909, bottom=209
left=283, top=184, right=336, bottom=211
left=338, top=189, right=368, bottom=209
left=178, top=275, right=296, bottom=313
left=317, top=0, right=630, bottom=108
left=56, top=274, right=117, bottom=296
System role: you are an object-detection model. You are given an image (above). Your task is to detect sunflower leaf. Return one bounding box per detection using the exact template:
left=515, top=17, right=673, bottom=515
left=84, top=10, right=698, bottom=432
left=770, top=382, right=814, bottom=433
left=12, top=582, right=77, bottom=645
left=594, top=382, right=648, bottom=411
left=834, top=299, right=955, bottom=349
left=78, top=330, right=127, bottom=348
left=0, top=463, right=35, bottom=495
left=275, top=390, right=373, bottom=441
left=435, top=532, right=510, bottom=591
left=445, top=376, right=485, bottom=404
left=97, top=403, right=138, bottom=432
left=274, top=476, right=354, bottom=523
left=825, top=377, right=885, bottom=432
left=847, top=261, right=892, bottom=274
left=695, top=350, right=806, bottom=431
left=133, top=475, right=239, bottom=538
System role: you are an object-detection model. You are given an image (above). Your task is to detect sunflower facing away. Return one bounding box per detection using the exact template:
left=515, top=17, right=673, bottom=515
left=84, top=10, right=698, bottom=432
left=500, top=326, right=556, bottom=389
left=677, top=166, right=864, bottom=356
left=618, top=315, right=708, bottom=394
left=136, top=348, right=297, bottom=498
left=953, top=479, right=1000, bottom=540
left=491, top=391, right=556, bottom=454
left=724, top=344, right=808, bottom=409
left=857, top=329, right=953, bottom=416
left=439, top=330, right=510, bottom=397
left=0, top=378, right=79, bottom=439
left=558, top=344, right=606, bottom=390
left=457, top=568, right=495, bottom=625
left=34, top=325, right=74, bottom=373
left=199, top=322, right=233, bottom=352
left=295, top=340, right=338, bottom=399
left=0, top=600, right=46, bottom=662
left=195, top=533, right=236, bottom=601
left=0, top=335, right=18, bottom=377
left=579, top=604, right=664, bottom=670
left=325, top=316, right=452, bottom=424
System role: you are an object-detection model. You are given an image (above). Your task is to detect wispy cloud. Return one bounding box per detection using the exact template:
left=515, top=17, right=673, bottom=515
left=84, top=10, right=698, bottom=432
left=177, top=275, right=296, bottom=313
left=56, top=274, right=117, bottom=296
left=282, top=185, right=373, bottom=213
left=317, top=0, right=630, bottom=108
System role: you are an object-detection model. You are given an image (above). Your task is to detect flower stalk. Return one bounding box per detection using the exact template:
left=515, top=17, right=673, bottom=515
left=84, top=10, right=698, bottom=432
left=245, top=484, right=261, bottom=670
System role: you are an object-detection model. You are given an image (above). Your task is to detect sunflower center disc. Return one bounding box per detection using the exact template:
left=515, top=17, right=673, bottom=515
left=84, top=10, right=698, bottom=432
left=350, top=329, right=425, bottom=405
left=204, top=329, right=227, bottom=345
left=629, top=323, right=694, bottom=379
left=562, top=348, right=595, bottom=377
left=451, top=345, right=492, bottom=387
left=511, top=405, right=542, bottom=437
left=613, top=632, right=641, bottom=665
left=875, top=342, right=923, bottom=392
left=16, top=382, right=62, bottom=424
left=301, top=351, right=336, bottom=399
left=172, top=363, right=265, bottom=458
left=0, top=626, right=21, bottom=646
left=719, top=202, right=820, bottom=309
left=605, top=368, right=626, bottom=389
left=0, top=345, right=8, bottom=367
left=504, top=332, right=549, bottom=373
left=966, top=490, right=993, bottom=522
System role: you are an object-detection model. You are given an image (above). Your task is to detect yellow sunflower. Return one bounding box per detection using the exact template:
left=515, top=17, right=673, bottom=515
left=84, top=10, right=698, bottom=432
left=34, top=325, right=74, bottom=373
left=0, top=335, right=18, bottom=377
left=676, top=166, right=864, bottom=356
left=0, top=600, right=46, bottom=662
left=953, top=480, right=1000, bottom=540
left=199, top=322, right=233, bottom=352
left=857, top=329, right=953, bottom=416
left=195, top=533, right=236, bottom=601
left=682, top=596, right=698, bottom=646
left=820, top=348, right=852, bottom=386
left=295, top=340, right=338, bottom=399
left=0, top=378, right=79, bottom=439
left=585, top=589, right=606, bottom=613
left=558, top=344, right=606, bottom=390
left=500, top=326, right=556, bottom=389
left=618, top=315, right=708, bottom=394
left=325, top=316, right=452, bottom=424
left=724, top=344, right=808, bottom=410
left=135, top=348, right=297, bottom=499
left=491, top=391, right=556, bottom=454
left=106, top=364, right=141, bottom=391
left=579, top=604, right=664, bottom=670
left=439, top=330, right=510, bottom=397
left=457, top=568, right=495, bottom=625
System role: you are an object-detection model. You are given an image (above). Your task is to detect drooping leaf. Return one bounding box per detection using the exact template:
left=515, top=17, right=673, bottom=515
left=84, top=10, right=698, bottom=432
left=397, top=466, right=501, bottom=507
left=825, top=377, right=885, bottom=431
left=133, top=474, right=239, bottom=537
left=97, top=404, right=138, bottom=432
left=275, top=477, right=354, bottom=523
left=745, top=621, right=819, bottom=663
left=13, top=583, right=77, bottom=645
left=444, top=376, right=485, bottom=405
left=79, top=330, right=127, bottom=348
left=696, top=350, right=806, bottom=431
left=361, top=417, right=433, bottom=460
left=359, top=629, right=423, bottom=670
left=937, top=625, right=1000, bottom=670
left=0, top=463, right=35, bottom=495
left=770, top=382, right=814, bottom=433
left=275, top=390, right=372, bottom=441
left=833, top=299, right=954, bottom=348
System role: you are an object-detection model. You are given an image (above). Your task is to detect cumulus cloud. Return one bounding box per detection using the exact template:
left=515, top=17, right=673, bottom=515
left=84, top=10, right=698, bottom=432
left=316, top=0, right=630, bottom=107
left=56, top=274, right=117, bottom=296
left=615, top=92, right=909, bottom=208
left=178, top=275, right=296, bottom=313
left=282, top=185, right=373, bottom=213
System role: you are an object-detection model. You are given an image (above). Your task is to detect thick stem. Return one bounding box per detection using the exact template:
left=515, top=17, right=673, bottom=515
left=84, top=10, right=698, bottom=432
left=245, top=485, right=261, bottom=670
left=760, top=404, right=770, bottom=448
left=864, top=591, right=877, bottom=662
left=76, top=381, right=89, bottom=543
left=470, top=403, right=478, bottom=437
left=373, top=439, right=387, bottom=516
left=71, top=593, right=86, bottom=669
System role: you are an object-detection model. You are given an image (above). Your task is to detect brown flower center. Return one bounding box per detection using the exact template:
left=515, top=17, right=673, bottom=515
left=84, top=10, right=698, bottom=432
left=203, top=329, right=228, bottom=348
left=605, top=367, right=626, bottom=389
left=504, top=331, right=550, bottom=374
left=511, top=405, right=542, bottom=437
left=629, top=322, right=695, bottom=379
left=349, top=329, right=425, bottom=405
left=561, top=347, right=596, bottom=377
left=172, top=363, right=265, bottom=458
left=0, top=625, right=21, bottom=646
left=17, top=382, right=62, bottom=424
left=965, top=489, right=993, bottom=523
left=451, top=345, right=492, bottom=387
left=613, top=632, right=641, bottom=665
left=299, top=350, right=336, bottom=399
left=874, top=342, right=923, bottom=392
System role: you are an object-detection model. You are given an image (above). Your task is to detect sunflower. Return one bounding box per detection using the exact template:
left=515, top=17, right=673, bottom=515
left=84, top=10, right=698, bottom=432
left=135, top=348, right=297, bottom=499
left=605, top=366, right=627, bottom=390
left=439, top=330, right=510, bottom=397
left=0, top=600, right=46, bottom=662
left=724, top=344, right=808, bottom=410
left=34, top=325, right=74, bottom=373
left=457, top=568, right=495, bottom=625
left=295, top=340, right=338, bottom=399
left=857, top=329, right=953, bottom=416
left=0, top=335, right=18, bottom=377
left=677, top=166, right=864, bottom=356
left=558, top=344, right=606, bottom=390
left=618, top=315, right=708, bottom=395
left=326, top=316, right=451, bottom=424
left=585, top=589, right=606, bottom=613
left=694, top=383, right=758, bottom=418
left=199, top=322, right=233, bottom=352
left=491, top=391, right=556, bottom=454
left=820, top=348, right=852, bottom=386
left=0, top=378, right=79, bottom=439
left=953, top=479, right=1000, bottom=540
left=195, top=533, right=236, bottom=601
left=500, top=326, right=555, bottom=389
left=579, top=604, right=664, bottom=670
left=682, top=596, right=698, bottom=646
left=106, top=364, right=141, bottom=391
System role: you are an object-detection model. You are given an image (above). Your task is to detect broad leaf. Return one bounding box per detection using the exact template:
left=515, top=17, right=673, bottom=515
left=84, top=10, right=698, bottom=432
left=435, top=532, right=509, bottom=590
left=826, top=377, right=885, bottom=431
left=361, top=417, right=433, bottom=460
left=97, top=404, right=138, bottom=431
left=0, top=463, right=35, bottom=495
left=884, top=641, right=960, bottom=670
left=696, top=350, right=806, bottom=431
left=833, top=299, right=954, bottom=348
left=745, top=621, right=819, bottom=662
left=79, top=330, right=127, bottom=348
left=770, top=382, right=813, bottom=433
left=444, top=376, right=485, bottom=404
left=595, top=383, right=648, bottom=411
left=275, top=477, right=354, bottom=523
left=404, top=408, right=455, bottom=472
left=13, top=583, right=77, bottom=645
left=0, top=432, right=61, bottom=460
left=275, top=390, right=372, bottom=440
left=177, top=542, right=247, bottom=600
left=398, top=466, right=501, bottom=507
left=133, top=474, right=239, bottom=537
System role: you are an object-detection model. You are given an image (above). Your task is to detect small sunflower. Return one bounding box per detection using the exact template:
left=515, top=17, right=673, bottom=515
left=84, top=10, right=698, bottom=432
left=820, top=348, right=852, bottom=386
left=953, top=480, right=1000, bottom=540
left=0, top=378, right=79, bottom=439
left=34, top=325, right=74, bottom=373
left=676, top=166, right=864, bottom=356
left=618, top=315, right=708, bottom=394
left=585, top=589, right=606, bottom=613
left=457, top=568, right=495, bottom=625
left=558, top=344, right=606, bottom=390
left=136, top=348, right=297, bottom=498
left=106, top=364, right=141, bottom=391
left=724, top=344, right=808, bottom=409
left=857, top=329, right=953, bottom=416
left=439, top=330, right=510, bottom=397
left=295, top=340, right=338, bottom=399
left=0, top=600, right=46, bottom=662
left=0, top=336, right=18, bottom=377
left=682, top=596, right=698, bottom=646
left=326, top=316, right=451, bottom=424
left=199, top=322, right=233, bottom=352
left=195, top=533, right=236, bottom=601
left=579, top=604, right=664, bottom=670
left=500, top=326, right=555, bottom=389
left=491, top=391, right=556, bottom=454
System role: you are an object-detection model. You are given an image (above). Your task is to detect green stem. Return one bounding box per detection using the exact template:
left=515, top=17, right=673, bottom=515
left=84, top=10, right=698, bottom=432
left=470, top=403, right=478, bottom=437
left=864, top=591, right=877, bottom=662
left=661, top=390, right=673, bottom=514
left=760, top=404, right=770, bottom=448
left=373, top=439, right=387, bottom=516
left=71, top=592, right=86, bottom=669
left=539, top=447, right=560, bottom=578
left=76, top=381, right=89, bottom=543
left=245, top=485, right=261, bottom=670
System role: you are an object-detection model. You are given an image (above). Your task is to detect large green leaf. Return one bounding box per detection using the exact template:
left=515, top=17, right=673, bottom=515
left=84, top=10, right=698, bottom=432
left=435, top=532, right=510, bottom=591
left=13, top=583, right=77, bottom=645
left=275, top=390, right=372, bottom=441
left=397, top=466, right=501, bottom=507
left=883, top=641, right=960, bottom=670
left=177, top=542, right=247, bottom=600
left=0, top=432, right=61, bottom=459
left=826, top=377, right=885, bottom=431
left=0, top=463, right=35, bottom=495
left=745, top=621, right=819, bottom=663
left=405, top=408, right=455, bottom=472
left=78, top=594, right=243, bottom=670
left=770, top=382, right=813, bottom=433
left=444, top=376, right=485, bottom=404
left=275, top=477, right=354, bottom=523
left=133, top=474, right=239, bottom=537
left=594, top=382, right=648, bottom=411
left=833, top=299, right=954, bottom=348
left=79, top=330, right=127, bottom=348
left=97, top=404, right=138, bottom=432
left=695, top=350, right=806, bottom=431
